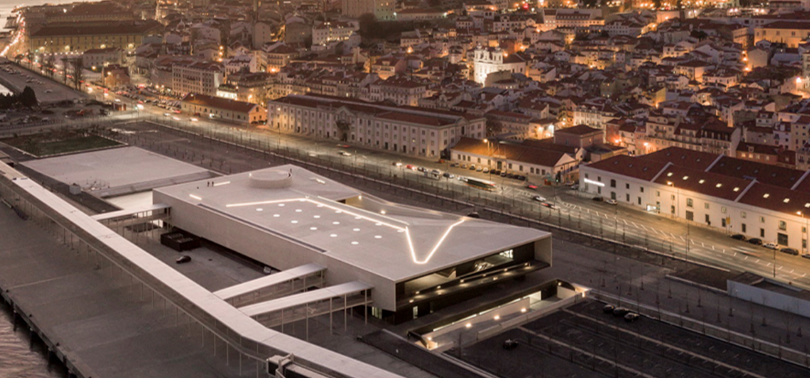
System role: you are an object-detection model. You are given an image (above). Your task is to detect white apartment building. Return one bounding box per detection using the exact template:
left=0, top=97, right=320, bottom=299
left=268, top=94, right=486, bottom=157
left=473, top=47, right=527, bottom=85
left=312, top=21, right=359, bottom=46
left=580, top=148, right=810, bottom=252
left=172, top=61, right=224, bottom=96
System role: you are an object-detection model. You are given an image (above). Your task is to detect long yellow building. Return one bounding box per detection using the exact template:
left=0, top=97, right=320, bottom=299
left=28, top=20, right=162, bottom=54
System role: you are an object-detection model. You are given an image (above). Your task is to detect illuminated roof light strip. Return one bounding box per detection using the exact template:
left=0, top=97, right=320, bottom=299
left=407, top=219, right=465, bottom=265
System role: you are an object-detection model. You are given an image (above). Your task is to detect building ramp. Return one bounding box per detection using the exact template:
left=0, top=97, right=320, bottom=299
left=240, top=281, right=373, bottom=337
left=214, top=263, right=326, bottom=307
left=91, top=203, right=171, bottom=221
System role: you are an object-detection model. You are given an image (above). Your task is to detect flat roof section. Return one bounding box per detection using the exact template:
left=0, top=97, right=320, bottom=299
left=240, top=281, right=373, bottom=317
left=154, top=165, right=550, bottom=283
left=214, top=263, right=326, bottom=301
left=22, top=147, right=215, bottom=197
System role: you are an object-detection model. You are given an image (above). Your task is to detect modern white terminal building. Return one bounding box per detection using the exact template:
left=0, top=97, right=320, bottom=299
left=154, top=165, right=552, bottom=323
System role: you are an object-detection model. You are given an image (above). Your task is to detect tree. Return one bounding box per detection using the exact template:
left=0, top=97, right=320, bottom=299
left=70, top=57, right=84, bottom=89
left=19, top=86, right=37, bottom=108
left=486, top=119, right=504, bottom=137
left=358, top=13, right=377, bottom=35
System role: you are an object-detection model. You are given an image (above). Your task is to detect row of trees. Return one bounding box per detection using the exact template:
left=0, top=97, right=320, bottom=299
left=22, top=53, right=84, bottom=89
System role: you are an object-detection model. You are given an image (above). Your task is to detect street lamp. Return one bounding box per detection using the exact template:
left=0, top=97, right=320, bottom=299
left=799, top=211, right=808, bottom=254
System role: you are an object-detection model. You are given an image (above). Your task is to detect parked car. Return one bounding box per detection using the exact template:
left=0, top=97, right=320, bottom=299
left=469, top=165, right=476, bottom=170
left=763, top=242, right=779, bottom=250
left=612, top=307, right=630, bottom=317
left=467, top=212, right=480, bottom=218
left=624, top=313, right=640, bottom=322
left=500, top=172, right=508, bottom=177
left=802, top=254, right=810, bottom=260
left=532, top=195, right=547, bottom=202
left=461, top=164, right=468, bottom=169
left=605, top=199, right=617, bottom=205
left=482, top=168, right=489, bottom=174
left=516, top=175, right=526, bottom=181
left=417, top=166, right=426, bottom=172
left=730, top=234, right=746, bottom=241
left=592, top=196, right=604, bottom=202
left=491, top=169, right=501, bottom=175
left=450, top=162, right=459, bottom=168
left=176, top=255, right=192, bottom=264
left=748, top=238, right=763, bottom=246
left=781, top=247, right=799, bottom=256
left=442, top=172, right=455, bottom=179
left=502, top=339, right=519, bottom=350
left=602, top=304, right=616, bottom=314
left=570, top=184, right=579, bottom=190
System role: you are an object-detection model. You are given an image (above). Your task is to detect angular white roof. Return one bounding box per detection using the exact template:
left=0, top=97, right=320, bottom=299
left=154, top=165, right=550, bottom=283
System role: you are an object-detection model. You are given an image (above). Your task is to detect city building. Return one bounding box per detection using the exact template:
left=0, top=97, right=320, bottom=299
left=268, top=94, right=486, bottom=158
left=181, top=93, right=267, bottom=123
left=28, top=20, right=162, bottom=54
left=172, top=61, right=224, bottom=96
left=341, top=0, right=395, bottom=20
left=153, top=165, right=552, bottom=323
left=312, top=21, right=359, bottom=46
left=82, top=47, right=123, bottom=69
left=451, top=137, right=579, bottom=181
left=473, top=47, right=527, bottom=85
left=580, top=147, right=810, bottom=252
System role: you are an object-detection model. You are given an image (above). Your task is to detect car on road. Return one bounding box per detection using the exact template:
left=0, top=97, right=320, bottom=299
left=392, top=162, right=402, bottom=167
left=526, top=184, right=538, bottom=190
left=603, top=304, right=615, bottom=314
left=502, top=339, right=519, bottom=350
left=612, top=307, right=630, bottom=317
left=592, top=196, right=604, bottom=202
left=467, top=212, right=480, bottom=218
left=417, top=166, right=426, bottom=172
left=532, top=195, right=547, bottom=202
left=540, top=202, right=557, bottom=209
left=570, top=184, right=579, bottom=190
left=461, top=164, right=468, bottom=169
left=781, top=247, right=799, bottom=256
left=605, top=199, right=617, bottom=205
left=763, top=242, right=779, bottom=250
left=730, top=234, right=746, bottom=241
left=176, top=255, right=192, bottom=264
left=803, top=254, right=810, bottom=260
left=338, top=151, right=352, bottom=157
left=748, top=238, right=763, bottom=246
left=450, top=162, right=459, bottom=168
left=406, top=164, right=415, bottom=170
left=443, top=172, right=454, bottom=178
left=624, top=313, right=640, bottom=322
left=190, top=118, right=198, bottom=122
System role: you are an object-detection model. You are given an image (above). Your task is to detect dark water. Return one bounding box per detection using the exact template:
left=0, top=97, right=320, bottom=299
left=0, top=299, right=67, bottom=378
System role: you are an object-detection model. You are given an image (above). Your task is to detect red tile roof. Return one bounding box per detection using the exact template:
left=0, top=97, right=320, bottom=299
left=584, top=155, right=669, bottom=181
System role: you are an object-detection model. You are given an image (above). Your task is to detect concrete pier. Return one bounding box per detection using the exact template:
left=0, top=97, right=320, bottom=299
left=0, top=194, right=245, bottom=377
